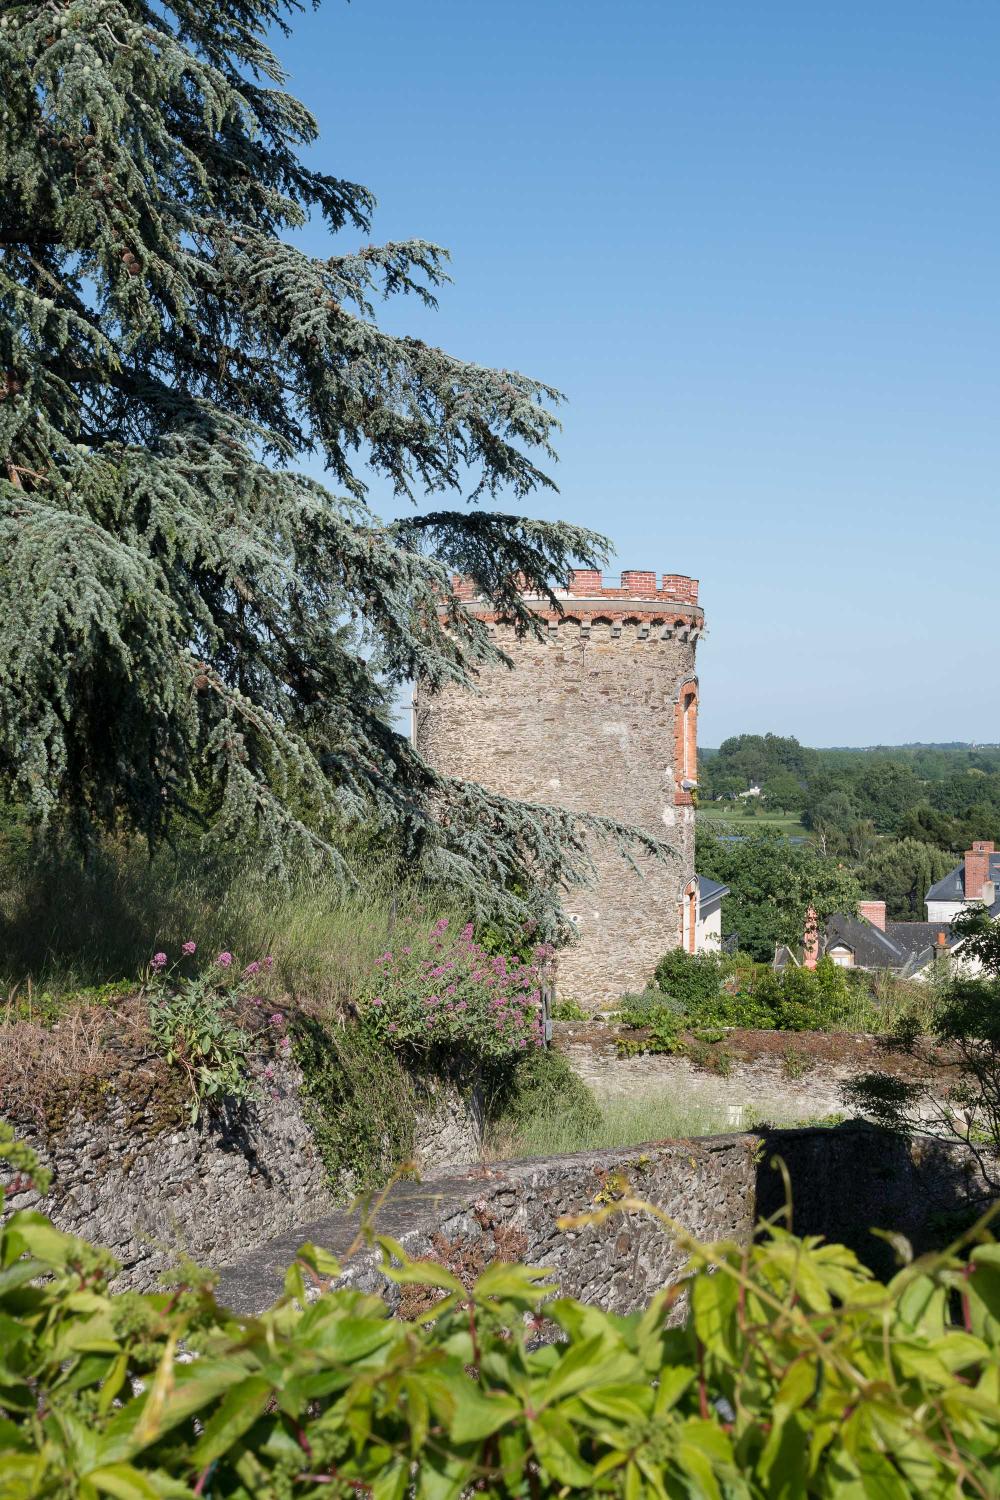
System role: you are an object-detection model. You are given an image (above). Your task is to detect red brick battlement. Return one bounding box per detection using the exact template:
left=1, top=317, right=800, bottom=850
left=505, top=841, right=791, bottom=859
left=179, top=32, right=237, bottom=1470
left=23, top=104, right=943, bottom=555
left=450, top=569, right=699, bottom=606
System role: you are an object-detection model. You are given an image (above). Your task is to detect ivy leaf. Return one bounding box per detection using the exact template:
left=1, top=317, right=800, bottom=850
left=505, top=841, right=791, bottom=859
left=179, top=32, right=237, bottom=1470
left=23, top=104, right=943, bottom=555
left=527, top=1409, right=593, bottom=1487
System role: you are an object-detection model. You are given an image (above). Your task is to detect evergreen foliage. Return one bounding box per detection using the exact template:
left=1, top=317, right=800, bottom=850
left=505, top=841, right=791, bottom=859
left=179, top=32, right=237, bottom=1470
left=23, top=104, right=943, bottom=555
left=695, top=827, right=861, bottom=962
left=0, top=0, right=657, bottom=929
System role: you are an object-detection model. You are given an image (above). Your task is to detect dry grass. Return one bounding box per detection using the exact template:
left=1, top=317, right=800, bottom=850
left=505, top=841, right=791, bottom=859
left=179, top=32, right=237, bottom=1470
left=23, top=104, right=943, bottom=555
left=0, top=996, right=153, bottom=1126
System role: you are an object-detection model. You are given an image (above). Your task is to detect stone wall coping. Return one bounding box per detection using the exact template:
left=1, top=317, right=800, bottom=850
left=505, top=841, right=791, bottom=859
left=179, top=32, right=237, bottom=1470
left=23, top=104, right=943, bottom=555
left=552, top=1020, right=948, bottom=1076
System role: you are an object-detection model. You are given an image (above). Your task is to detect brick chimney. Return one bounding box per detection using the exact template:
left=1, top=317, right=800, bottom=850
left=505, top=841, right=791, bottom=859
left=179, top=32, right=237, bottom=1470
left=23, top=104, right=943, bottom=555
left=963, top=841, right=995, bottom=900
left=859, top=900, right=886, bottom=931
left=803, top=906, right=819, bottom=969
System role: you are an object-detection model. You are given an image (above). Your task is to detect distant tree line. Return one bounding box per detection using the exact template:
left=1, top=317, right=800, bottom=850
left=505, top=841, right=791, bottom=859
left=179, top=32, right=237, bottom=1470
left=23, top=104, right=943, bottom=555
left=697, top=734, right=1000, bottom=933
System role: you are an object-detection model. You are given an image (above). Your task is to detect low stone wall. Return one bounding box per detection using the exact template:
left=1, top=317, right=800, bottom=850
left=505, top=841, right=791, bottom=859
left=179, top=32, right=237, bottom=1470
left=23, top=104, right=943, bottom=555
left=554, top=1021, right=941, bottom=1127
left=216, top=1123, right=997, bottom=1316
left=215, top=1135, right=759, bottom=1317
left=758, top=1124, right=993, bottom=1278
left=2, top=1061, right=484, bottom=1289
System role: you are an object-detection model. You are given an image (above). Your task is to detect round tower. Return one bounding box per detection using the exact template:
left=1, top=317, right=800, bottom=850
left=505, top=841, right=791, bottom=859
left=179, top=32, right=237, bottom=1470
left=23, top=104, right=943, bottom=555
left=414, top=568, right=704, bottom=1006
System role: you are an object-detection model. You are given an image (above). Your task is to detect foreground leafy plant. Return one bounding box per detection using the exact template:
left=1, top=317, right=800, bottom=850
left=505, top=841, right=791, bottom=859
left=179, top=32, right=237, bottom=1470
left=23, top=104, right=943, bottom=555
left=2, top=1128, right=1000, bottom=1497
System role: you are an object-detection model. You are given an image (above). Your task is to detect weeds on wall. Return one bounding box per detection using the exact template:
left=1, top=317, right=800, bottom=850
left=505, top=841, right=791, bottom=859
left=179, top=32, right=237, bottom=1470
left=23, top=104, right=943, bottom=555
left=292, top=1012, right=418, bottom=1197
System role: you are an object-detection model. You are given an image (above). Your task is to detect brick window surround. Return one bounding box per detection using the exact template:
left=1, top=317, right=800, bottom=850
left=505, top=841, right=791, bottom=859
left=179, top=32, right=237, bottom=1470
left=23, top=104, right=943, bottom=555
left=674, top=680, right=698, bottom=805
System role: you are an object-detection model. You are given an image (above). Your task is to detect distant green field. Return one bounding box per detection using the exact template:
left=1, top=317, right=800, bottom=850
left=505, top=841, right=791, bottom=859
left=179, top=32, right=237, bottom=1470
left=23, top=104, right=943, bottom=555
left=696, top=803, right=808, bottom=838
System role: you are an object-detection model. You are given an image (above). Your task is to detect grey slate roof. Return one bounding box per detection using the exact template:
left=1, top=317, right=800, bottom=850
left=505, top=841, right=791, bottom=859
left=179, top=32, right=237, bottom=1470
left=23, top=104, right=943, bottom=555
left=697, top=874, right=729, bottom=909
left=926, top=854, right=1000, bottom=903
left=824, top=913, right=957, bottom=974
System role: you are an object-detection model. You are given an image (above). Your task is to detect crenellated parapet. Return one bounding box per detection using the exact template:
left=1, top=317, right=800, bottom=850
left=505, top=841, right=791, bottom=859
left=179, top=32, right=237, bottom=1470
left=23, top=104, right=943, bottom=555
left=448, top=568, right=704, bottom=637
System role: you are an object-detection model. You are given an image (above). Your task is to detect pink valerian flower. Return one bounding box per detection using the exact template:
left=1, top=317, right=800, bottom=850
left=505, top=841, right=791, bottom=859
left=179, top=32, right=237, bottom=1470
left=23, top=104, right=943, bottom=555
left=432, top=917, right=449, bottom=936
left=181, top=941, right=196, bottom=956
left=401, top=946, right=412, bottom=955
left=378, top=952, right=393, bottom=964
left=269, top=1012, right=285, bottom=1029
left=263, top=955, right=274, bottom=971
left=445, top=985, right=457, bottom=998
left=263, top=1062, right=276, bottom=1080
left=216, top=951, right=233, bottom=968
left=462, top=922, right=474, bottom=940
left=279, top=1035, right=291, bottom=1051
left=151, top=952, right=167, bottom=970
left=243, top=960, right=261, bottom=976
left=388, top=1022, right=398, bottom=1033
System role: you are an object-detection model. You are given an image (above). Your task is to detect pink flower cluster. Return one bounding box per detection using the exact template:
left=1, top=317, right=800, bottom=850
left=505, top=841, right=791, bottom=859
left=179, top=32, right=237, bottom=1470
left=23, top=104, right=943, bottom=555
left=147, top=944, right=273, bottom=985
left=359, top=917, right=550, bottom=1062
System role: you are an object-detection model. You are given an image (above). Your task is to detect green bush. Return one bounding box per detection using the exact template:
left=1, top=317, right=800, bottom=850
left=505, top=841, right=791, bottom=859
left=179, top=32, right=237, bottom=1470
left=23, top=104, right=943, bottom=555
left=551, top=998, right=588, bottom=1021
left=1, top=1126, right=999, bottom=1496
left=641, top=950, right=886, bottom=1034
left=653, top=947, right=726, bottom=1007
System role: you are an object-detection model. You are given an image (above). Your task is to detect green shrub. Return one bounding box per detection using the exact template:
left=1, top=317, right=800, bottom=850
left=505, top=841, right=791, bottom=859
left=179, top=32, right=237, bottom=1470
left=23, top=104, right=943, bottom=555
left=487, top=1047, right=601, bottom=1144
left=292, top=1014, right=418, bottom=1196
left=653, top=947, right=726, bottom=1006
left=551, top=998, right=588, bottom=1020
left=1, top=1126, right=998, bottom=1497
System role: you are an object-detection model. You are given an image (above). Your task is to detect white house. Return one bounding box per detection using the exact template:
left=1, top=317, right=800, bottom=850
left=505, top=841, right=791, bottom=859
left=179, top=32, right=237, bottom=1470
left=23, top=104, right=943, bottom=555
left=925, top=841, right=1000, bottom=922
left=695, top=874, right=728, bottom=951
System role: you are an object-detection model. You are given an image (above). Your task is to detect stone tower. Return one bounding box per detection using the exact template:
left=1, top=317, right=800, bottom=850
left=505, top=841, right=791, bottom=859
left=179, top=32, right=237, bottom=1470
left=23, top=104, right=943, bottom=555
left=414, top=568, right=704, bottom=1005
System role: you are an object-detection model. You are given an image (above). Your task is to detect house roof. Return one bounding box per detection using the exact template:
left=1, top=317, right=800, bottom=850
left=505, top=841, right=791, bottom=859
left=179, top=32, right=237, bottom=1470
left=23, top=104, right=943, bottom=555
left=926, top=854, right=1000, bottom=903
left=825, top=913, right=910, bottom=968
left=698, top=875, right=729, bottom=908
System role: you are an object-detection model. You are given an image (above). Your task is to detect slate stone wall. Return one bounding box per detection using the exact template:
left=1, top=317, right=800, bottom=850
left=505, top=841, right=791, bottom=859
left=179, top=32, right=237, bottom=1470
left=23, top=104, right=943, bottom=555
left=215, top=1134, right=759, bottom=1317
left=216, top=1125, right=996, bottom=1318
left=2, top=1063, right=484, bottom=1289
left=553, top=1021, right=944, bottom=1129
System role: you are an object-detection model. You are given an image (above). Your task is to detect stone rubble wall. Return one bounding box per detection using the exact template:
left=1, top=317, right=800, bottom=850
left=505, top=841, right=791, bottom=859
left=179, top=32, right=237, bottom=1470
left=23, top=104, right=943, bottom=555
left=554, top=1021, right=946, bottom=1128
left=215, top=1135, right=759, bottom=1317
left=216, top=1124, right=996, bottom=1318
left=2, top=1062, right=484, bottom=1289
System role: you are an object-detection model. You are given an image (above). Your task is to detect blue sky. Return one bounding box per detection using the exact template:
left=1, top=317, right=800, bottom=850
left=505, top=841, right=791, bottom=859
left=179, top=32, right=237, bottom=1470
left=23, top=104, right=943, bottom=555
left=274, top=0, right=1000, bottom=747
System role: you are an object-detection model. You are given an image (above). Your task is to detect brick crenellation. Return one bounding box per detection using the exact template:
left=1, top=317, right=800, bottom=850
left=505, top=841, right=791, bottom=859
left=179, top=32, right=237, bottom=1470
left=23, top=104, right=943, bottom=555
left=450, top=568, right=699, bottom=607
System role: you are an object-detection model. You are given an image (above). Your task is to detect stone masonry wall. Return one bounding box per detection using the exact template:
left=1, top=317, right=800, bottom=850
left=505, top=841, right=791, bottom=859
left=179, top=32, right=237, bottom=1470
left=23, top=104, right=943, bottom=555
left=415, top=571, right=704, bottom=1004
left=215, top=1135, right=758, bottom=1317
left=2, top=1063, right=484, bottom=1289
left=215, top=1124, right=996, bottom=1318
left=553, top=1021, right=950, bottom=1129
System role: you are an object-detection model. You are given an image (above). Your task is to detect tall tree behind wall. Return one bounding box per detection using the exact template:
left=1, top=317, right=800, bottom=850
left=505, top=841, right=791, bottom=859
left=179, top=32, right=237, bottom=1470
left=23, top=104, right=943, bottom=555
left=0, top=0, right=662, bottom=932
